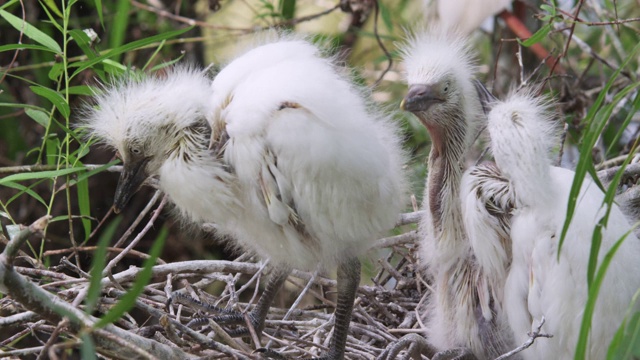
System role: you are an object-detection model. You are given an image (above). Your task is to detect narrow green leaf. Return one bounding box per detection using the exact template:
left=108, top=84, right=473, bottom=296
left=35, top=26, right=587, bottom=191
left=2, top=180, right=47, bottom=207
left=70, top=160, right=120, bottom=185
left=149, top=54, right=186, bottom=72
left=519, top=24, right=551, bottom=47
left=48, top=62, right=64, bottom=82
left=94, top=0, right=104, bottom=28
left=540, top=4, right=556, bottom=15
left=278, top=0, right=296, bottom=20
left=0, top=167, right=87, bottom=185
left=608, top=309, right=640, bottom=359
left=25, top=108, right=51, bottom=128
left=93, top=226, right=168, bottom=328
left=559, top=41, right=640, bottom=257
left=42, top=0, right=63, bottom=17
left=66, top=85, right=98, bottom=96
left=0, top=9, right=62, bottom=53
left=69, top=29, right=98, bottom=59
left=85, top=218, right=121, bottom=314
left=0, top=0, right=20, bottom=11
left=45, top=137, right=60, bottom=166
left=77, top=173, right=92, bottom=241
left=30, top=86, right=70, bottom=118
left=0, top=43, right=54, bottom=52
left=109, top=0, right=132, bottom=62
left=80, top=333, right=97, bottom=360
left=607, top=91, right=640, bottom=156
left=378, top=0, right=393, bottom=32
left=71, top=27, right=192, bottom=79
left=574, top=232, right=632, bottom=360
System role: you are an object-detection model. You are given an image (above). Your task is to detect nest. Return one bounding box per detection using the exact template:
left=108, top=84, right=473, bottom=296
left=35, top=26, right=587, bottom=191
left=0, top=212, right=424, bottom=359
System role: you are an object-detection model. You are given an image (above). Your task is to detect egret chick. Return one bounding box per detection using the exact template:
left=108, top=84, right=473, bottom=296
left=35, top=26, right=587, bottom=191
left=82, top=35, right=407, bottom=360
left=380, top=29, right=517, bottom=360
left=489, top=90, right=640, bottom=359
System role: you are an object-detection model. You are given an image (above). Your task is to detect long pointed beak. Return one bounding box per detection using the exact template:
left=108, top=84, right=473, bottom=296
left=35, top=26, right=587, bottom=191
left=401, top=84, right=444, bottom=112
left=113, top=157, right=149, bottom=213
left=473, top=79, right=498, bottom=116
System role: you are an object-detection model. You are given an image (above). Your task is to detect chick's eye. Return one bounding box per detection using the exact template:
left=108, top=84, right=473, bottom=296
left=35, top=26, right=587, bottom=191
left=130, top=147, right=141, bottom=155
left=443, top=82, right=450, bottom=93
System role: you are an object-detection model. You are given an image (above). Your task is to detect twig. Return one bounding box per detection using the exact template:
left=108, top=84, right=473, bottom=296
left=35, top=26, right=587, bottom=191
left=371, top=0, right=393, bottom=88
left=494, top=317, right=552, bottom=360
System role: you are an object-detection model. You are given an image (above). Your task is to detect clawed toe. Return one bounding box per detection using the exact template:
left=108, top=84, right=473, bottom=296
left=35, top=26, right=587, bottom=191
left=377, top=333, right=436, bottom=360
left=170, top=292, right=263, bottom=337
left=377, top=335, right=476, bottom=360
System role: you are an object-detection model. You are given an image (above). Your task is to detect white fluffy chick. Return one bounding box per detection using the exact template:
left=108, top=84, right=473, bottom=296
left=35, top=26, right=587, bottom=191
left=82, top=34, right=407, bottom=360
left=489, top=90, right=640, bottom=360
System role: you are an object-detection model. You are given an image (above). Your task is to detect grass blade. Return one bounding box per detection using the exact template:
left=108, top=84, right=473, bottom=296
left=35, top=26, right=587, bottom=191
left=93, top=226, right=168, bottom=328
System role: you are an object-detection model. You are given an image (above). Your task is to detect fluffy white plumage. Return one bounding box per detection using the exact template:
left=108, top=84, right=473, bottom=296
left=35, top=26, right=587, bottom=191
left=489, top=91, right=640, bottom=359
left=204, top=35, right=408, bottom=269
left=432, top=0, right=511, bottom=35
left=400, top=29, right=515, bottom=359
left=81, top=33, right=408, bottom=359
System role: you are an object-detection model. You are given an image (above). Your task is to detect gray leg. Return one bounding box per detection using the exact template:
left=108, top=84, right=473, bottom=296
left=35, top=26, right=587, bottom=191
left=260, top=257, right=361, bottom=360
left=314, top=256, right=361, bottom=360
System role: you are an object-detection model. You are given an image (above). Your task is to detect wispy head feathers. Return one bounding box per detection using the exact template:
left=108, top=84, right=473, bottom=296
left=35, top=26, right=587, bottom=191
left=400, top=26, right=476, bottom=86
left=488, top=87, right=560, bottom=205
left=78, top=66, right=212, bottom=154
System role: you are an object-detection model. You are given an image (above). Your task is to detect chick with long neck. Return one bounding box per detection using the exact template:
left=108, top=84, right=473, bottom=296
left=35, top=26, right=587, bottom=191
left=399, top=31, right=514, bottom=359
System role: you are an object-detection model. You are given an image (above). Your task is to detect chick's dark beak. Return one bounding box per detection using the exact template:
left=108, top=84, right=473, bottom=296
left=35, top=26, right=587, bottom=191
left=400, top=84, right=444, bottom=112
left=113, top=157, right=150, bottom=213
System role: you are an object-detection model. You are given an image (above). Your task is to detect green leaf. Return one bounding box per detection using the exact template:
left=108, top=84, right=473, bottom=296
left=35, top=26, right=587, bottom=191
left=25, top=108, right=51, bottom=128
left=30, top=86, right=70, bottom=118
left=42, top=0, right=63, bottom=18
left=94, top=0, right=104, bottom=28
left=378, top=0, right=393, bottom=32
left=80, top=333, right=97, bottom=360
left=93, top=226, right=168, bottom=328
left=0, top=167, right=87, bottom=186
left=85, top=218, right=121, bottom=315
left=574, top=232, right=633, bottom=360
left=66, top=85, right=98, bottom=96
left=71, top=27, right=192, bottom=79
left=519, top=24, right=551, bottom=47
left=109, top=0, right=132, bottom=62
left=77, top=173, right=92, bottom=241
left=559, top=41, right=640, bottom=257
left=48, top=62, right=64, bottom=82
left=0, top=9, right=62, bottom=53
left=608, top=308, right=640, bottom=359
left=69, top=29, right=98, bottom=59
left=0, top=43, right=54, bottom=52
left=278, top=0, right=296, bottom=20
left=1, top=180, right=47, bottom=208
left=70, top=160, right=120, bottom=186
left=45, top=137, right=60, bottom=166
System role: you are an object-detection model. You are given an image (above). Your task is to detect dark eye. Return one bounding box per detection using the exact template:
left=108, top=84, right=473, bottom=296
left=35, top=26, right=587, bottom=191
left=131, top=147, right=141, bottom=155
left=443, top=83, right=450, bottom=92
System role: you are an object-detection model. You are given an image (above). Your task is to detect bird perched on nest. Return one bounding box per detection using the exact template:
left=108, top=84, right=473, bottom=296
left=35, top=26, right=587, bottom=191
left=81, top=34, right=408, bottom=360
left=379, top=29, right=518, bottom=360
left=488, top=90, right=640, bottom=360
left=379, top=28, right=640, bottom=360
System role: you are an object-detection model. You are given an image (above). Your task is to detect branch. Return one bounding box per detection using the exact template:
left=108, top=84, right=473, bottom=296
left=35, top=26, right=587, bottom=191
left=494, top=317, right=552, bottom=360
